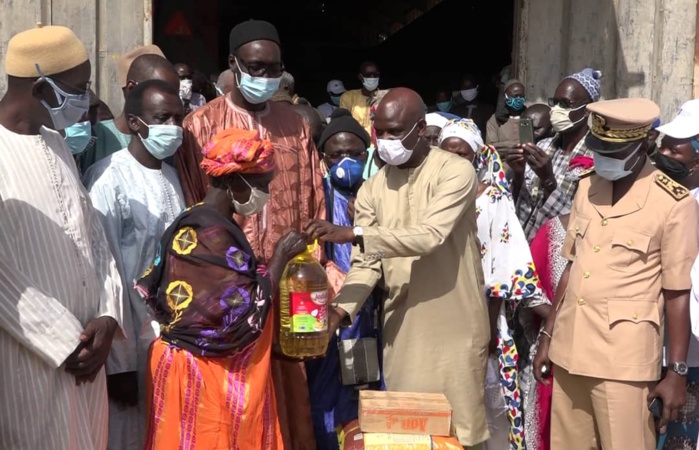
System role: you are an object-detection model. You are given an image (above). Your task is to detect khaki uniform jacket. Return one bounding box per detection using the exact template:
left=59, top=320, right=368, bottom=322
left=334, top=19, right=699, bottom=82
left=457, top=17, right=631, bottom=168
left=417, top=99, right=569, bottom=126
left=549, top=161, right=699, bottom=382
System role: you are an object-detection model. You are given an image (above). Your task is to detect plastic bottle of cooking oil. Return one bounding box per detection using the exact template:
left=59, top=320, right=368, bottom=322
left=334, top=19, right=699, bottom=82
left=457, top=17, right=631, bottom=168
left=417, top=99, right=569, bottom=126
left=279, top=242, right=329, bottom=358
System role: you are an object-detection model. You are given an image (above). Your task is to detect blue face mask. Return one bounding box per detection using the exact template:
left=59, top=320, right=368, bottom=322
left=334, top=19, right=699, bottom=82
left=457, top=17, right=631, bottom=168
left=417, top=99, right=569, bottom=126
left=506, top=96, right=526, bottom=111
left=137, top=117, right=183, bottom=160
left=330, top=157, right=365, bottom=190
left=235, top=58, right=281, bottom=104
left=330, top=95, right=342, bottom=106
left=64, top=120, right=93, bottom=154
left=436, top=101, right=452, bottom=112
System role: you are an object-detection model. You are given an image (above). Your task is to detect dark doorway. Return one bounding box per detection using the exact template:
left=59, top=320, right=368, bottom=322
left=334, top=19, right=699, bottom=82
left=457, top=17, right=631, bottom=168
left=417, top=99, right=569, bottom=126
left=153, top=0, right=515, bottom=107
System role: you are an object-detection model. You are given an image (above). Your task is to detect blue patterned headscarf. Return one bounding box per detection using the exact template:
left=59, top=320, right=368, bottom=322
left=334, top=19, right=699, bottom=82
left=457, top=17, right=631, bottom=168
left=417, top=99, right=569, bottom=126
left=565, top=68, right=603, bottom=102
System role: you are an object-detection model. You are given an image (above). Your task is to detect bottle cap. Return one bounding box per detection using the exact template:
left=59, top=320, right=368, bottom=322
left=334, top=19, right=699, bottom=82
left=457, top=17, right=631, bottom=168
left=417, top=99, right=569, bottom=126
left=306, top=239, right=319, bottom=254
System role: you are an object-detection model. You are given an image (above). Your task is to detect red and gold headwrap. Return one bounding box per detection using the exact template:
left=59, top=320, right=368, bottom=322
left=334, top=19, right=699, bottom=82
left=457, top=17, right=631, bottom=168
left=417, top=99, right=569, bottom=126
left=200, top=128, right=275, bottom=177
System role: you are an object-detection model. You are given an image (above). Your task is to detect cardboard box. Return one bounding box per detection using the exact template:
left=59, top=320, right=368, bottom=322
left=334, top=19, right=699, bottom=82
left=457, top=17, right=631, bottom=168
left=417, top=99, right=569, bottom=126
left=359, top=391, right=452, bottom=437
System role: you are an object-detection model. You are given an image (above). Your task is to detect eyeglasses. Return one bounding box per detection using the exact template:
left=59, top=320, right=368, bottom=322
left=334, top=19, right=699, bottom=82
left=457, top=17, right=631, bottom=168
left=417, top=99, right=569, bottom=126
left=548, top=98, right=585, bottom=109
left=237, top=58, right=284, bottom=78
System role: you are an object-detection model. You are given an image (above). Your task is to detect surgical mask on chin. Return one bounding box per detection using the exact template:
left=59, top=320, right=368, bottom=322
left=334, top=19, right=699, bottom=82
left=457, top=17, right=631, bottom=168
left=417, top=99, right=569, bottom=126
left=436, top=101, right=452, bottom=112
left=37, top=72, right=89, bottom=130
left=362, top=77, right=379, bottom=92
left=64, top=120, right=93, bottom=154
left=137, top=118, right=183, bottom=160
left=593, top=143, right=643, bottom=181
left=329, top=157, right=365, bottom=190
left=461, top=88, right=478, bottom=102
left=235, top=59, right=281, bottom=104
left=550, top=104, right=586, bottom=133
left=377, top=122, right=419, bottom=166
left=232, top=174, right=270, bottom=216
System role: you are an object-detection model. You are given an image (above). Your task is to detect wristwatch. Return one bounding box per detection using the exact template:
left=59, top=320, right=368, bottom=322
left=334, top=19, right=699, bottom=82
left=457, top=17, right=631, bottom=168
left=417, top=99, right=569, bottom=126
left=670, top=361, right=689, bottom=376
left=352, top=226, right=364, bottom=246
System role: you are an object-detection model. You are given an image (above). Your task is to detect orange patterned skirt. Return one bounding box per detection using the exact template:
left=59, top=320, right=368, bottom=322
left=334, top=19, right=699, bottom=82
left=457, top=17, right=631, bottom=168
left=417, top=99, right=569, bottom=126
left=144, top=314, right=283, bottom=450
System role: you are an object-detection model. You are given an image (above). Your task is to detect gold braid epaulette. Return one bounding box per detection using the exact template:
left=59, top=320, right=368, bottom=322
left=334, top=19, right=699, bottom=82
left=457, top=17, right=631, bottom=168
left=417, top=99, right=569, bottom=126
left=655, top=173, right=689, bottom=200
left=590, top=114, right=652, bottom=143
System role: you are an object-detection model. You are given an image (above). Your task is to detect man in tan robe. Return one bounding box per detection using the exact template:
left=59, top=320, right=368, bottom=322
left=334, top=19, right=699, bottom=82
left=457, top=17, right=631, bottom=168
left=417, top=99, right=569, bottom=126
left=174, top=20, right=324, bottom=450
left=307, top=88, right=490, bottom=448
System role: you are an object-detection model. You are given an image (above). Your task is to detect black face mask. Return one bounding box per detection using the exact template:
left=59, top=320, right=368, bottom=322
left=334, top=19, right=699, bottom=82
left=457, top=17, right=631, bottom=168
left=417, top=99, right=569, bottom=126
left=655, top=153, right=690, bottom=181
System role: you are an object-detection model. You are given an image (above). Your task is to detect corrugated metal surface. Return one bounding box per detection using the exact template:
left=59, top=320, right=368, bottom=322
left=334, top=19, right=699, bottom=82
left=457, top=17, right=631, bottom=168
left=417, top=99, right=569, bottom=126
left=0, top=0, right=149, bottom=114
left=517, top=0, right=697, bottom=121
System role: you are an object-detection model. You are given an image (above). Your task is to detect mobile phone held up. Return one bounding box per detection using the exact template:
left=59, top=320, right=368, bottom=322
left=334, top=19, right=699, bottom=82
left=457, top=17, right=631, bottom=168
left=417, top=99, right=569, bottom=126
left=519, top=118, right=534, bottom=145
left=648, top=397, right=663, bottom=419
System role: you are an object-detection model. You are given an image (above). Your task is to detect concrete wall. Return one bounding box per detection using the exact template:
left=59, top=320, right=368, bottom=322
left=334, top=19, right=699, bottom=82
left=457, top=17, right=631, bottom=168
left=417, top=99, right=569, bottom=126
left=0, top=0, right=151, bottom=114
left=517, top=0, right=697, bottom=122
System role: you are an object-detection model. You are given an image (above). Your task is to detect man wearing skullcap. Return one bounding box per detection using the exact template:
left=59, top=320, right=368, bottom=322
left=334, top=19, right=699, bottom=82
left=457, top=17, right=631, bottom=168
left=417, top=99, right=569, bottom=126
left=534, top=98, right=699, bottom=449
left=174, top=19, right=324, bottom=449
left=0, top=24, right=123, bottom=449
left=508, top=68, right=600, bottom=241
left=81, top=46, right=177, bottom=173
left=304, top=116, right=384, bottom=448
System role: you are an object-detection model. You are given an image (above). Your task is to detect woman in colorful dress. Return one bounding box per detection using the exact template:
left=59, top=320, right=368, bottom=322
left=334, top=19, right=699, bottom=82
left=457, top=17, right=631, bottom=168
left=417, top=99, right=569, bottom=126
left=439, top=118, right=545, bottom=450
left=135, top=128, right=307, bottom=450
left=525, top=155, right=593, bottom=450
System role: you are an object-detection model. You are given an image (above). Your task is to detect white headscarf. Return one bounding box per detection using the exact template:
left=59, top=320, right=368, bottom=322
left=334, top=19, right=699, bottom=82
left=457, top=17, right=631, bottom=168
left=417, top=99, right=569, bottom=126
left=426, top=113, right=449, bottom=129
left=438, top=118, right=484, bottom=152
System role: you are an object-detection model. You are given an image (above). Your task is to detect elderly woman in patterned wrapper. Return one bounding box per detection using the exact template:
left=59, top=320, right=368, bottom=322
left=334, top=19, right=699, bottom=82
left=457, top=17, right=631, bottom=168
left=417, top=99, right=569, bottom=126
left=438, top=118, right=546, bottom=450
left=135, top=128, right=307, bottom=450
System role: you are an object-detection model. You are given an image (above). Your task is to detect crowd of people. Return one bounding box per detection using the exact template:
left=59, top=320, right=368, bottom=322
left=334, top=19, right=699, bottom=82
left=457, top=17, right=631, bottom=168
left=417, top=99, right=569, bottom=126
left=2, top=16, right=699, bottom=450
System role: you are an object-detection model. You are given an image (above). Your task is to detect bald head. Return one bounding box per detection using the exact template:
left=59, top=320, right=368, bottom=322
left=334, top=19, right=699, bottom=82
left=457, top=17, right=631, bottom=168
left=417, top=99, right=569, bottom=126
left=217, top=69, right=236, bottom=95
left=127, top=54, right=179, bottom=88
left=523, top=103, right=553, bottom=142
left=373, top=88, right=429, bottom=167
left=375, top=88, right=426, bottom=126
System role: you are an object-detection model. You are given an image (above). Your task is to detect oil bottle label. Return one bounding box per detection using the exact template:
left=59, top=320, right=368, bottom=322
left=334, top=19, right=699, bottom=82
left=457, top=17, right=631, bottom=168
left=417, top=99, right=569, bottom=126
left=290, top=290, right=328, bottom=333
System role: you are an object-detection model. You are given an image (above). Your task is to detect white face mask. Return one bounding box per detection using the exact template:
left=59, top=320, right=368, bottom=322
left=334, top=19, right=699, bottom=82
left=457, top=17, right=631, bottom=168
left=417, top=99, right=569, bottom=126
left=362, top=77, right=379, bottom=92
left=461, top=87, right=478, bottom=102
left=232, top=174, right=270, bottom=216
left=593, top=142, right=643, bottom=181
left=179, top=79, right=193, bottom=101
left=550, top=104, right=586, bottom=133
left=377, top=122, right=419, bottom=166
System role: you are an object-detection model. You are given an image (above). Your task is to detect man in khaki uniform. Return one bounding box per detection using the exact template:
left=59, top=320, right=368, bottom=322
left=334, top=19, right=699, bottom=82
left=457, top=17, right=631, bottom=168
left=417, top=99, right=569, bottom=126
left=534, top=98, right=699, bottom=449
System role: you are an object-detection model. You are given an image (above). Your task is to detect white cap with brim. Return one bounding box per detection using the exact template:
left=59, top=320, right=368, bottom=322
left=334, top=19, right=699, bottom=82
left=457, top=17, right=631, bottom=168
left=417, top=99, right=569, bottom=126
left=656, top=99, right=699, bottom=139
left=6, top=23, right=88, bottom=77
left=327, top=80, right=346, bottom=95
